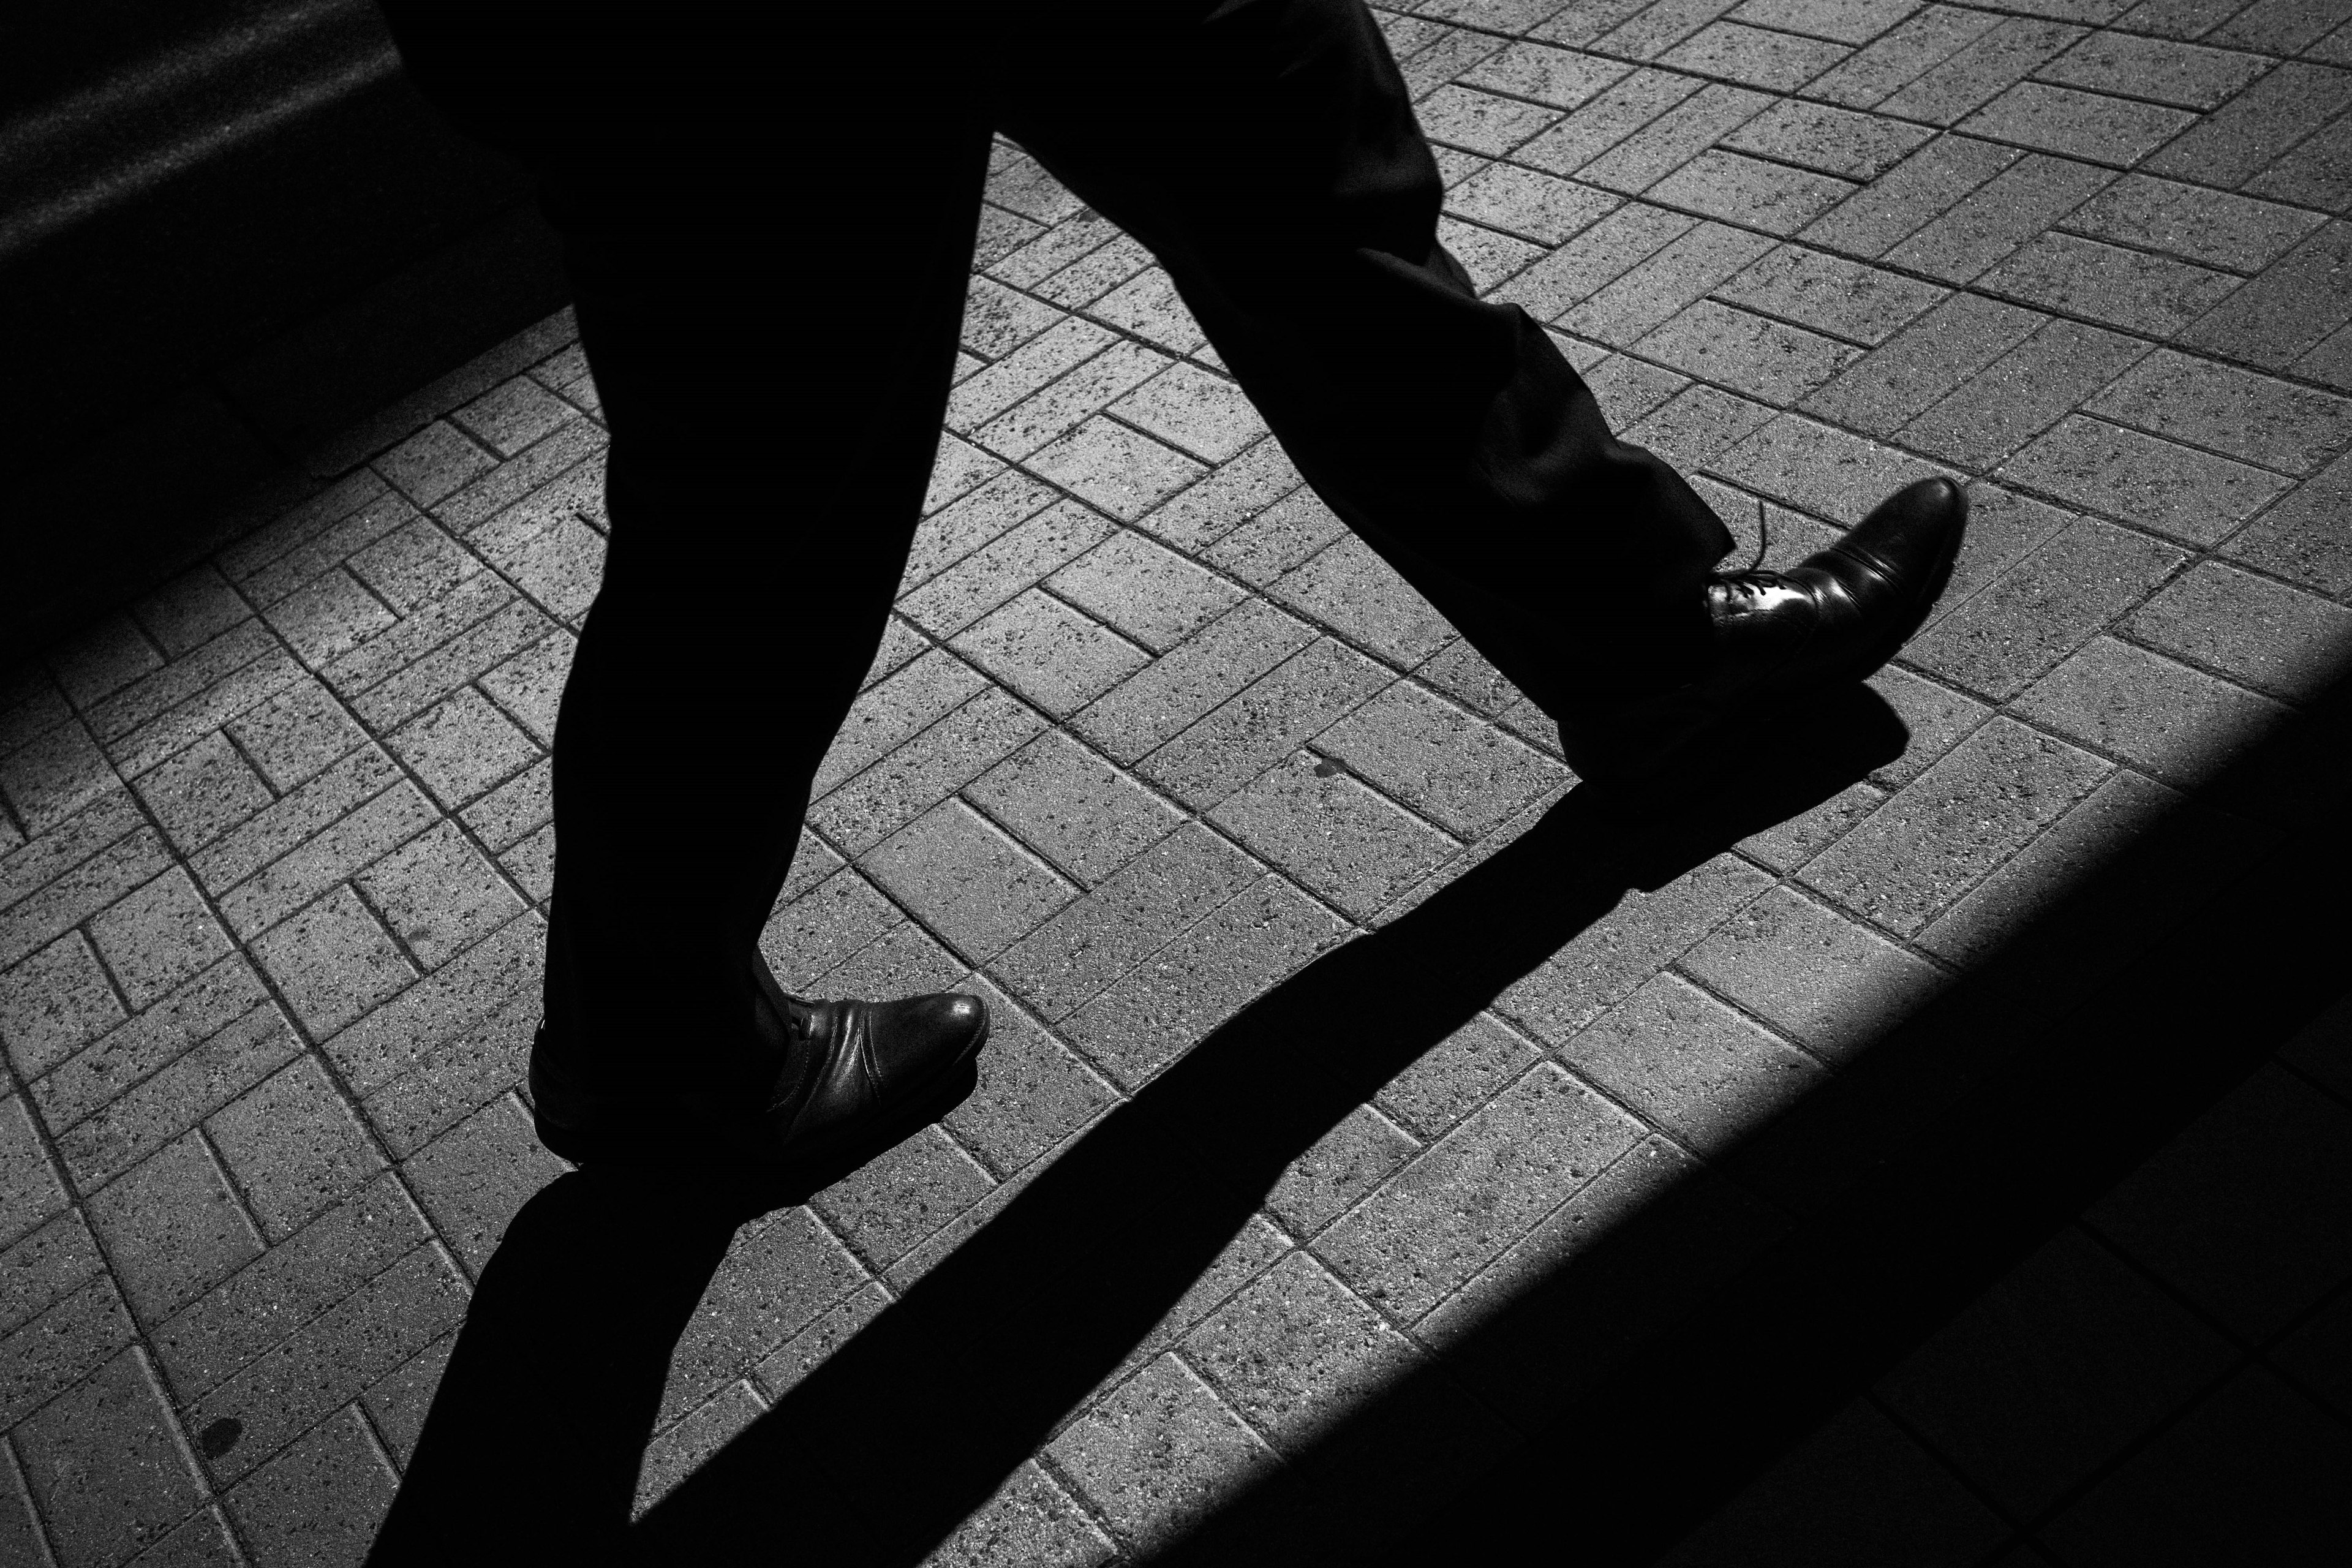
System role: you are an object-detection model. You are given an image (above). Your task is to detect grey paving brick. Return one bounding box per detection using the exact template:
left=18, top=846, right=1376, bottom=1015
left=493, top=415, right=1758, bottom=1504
left=1202, top=486, right=1349, bottom=589
left=1801, top=716, right=2112, bottom=933
left=1623, top=382, right=1781, bottom=473
left=361, top=1333, right=452, bottom=1467
left=1738, top=779, right=1888, bottom=872
left=1442, top=214, right=1549, bottom=293
left=2180, top=221, right=2352, bottom=377
left=1730, top=0, right=1920, bottom=45
left=2062, top=173, right=2324, bottom=277
left=432, top=424, right=608, bottom=543
left=0, top=718, right=120, bottom=840
left=1045, top=1352, right=1280, bottom=1554
left=215, top=780, right=437, bottom=941
left=810, top=1122, right=996, bottom=1271
left=1136, top=437, right=1303, bottom=554
left=317, top=575, right=511, bottom=703
left=1801, top=4, right=2000, bottom=107
left=989, top=207, right=1123, bottom=291
left=1885, top=153, right=2117, bottom=285
left=1638, top=298, right=1863, bottom=404
left=1963, top=80, right=2199, bottom=167
left=0, top=824, right=173, bottom=974
left=86, top=1131, right=263, bottom=1325
left=1272, top=535, right=1454, bottom=669
left=1514, top=64, right=1701, bottom=173
left=345, top=518, right=481, bottom=619
left=903, top=499, right=1115, bottom=638
left=2247, top=110, right=2352, bottom=211
left=1264, top=1104, right=1421, bottom=1237
left=978, top=338, right=1174, bottom=461
left=1583, top=351, right=1692, bottom=427
left=1999, top=414, right=2291, bottom=545
left=249, top=884, right=417, bottom=1041
left=361, top=990, right=537, bottom=1159
left=221, top=1399, right=398, bottom=1559
left=1799, top=133, right=2019, bottom=257
left=253, top=572, right=386, bottom=681
left=1985, top=230, right=2241, bottom=334
left=1648, top=148, right=1858, bottom=233
left=1709, top=412, right=1948, bottom=521
left=382, top=687, right=539, bottom=812
left=153, top=1170, right=429, bottom=1400
left=2014, top=635, right=2292, bottom=786
left=0, top=1095, right=64, bottom=1265
left=1661, top=21, right=1850, bottom=91
left=374, top=420, right=497, bottom=511
left=353, top=819, right=526, bottom=972
left=932, top=982, right=1111, bottom=1178
left=51, top=1002, right=304, bottom=1203
left=752, top=1280, right=892, bottom=1399
left=2131, top=560, right=2352, bottom=703
left=928, top=1461, right=1117, bottom=1568
left=0, top=1273, right=134, bottom=1430
left=205, top=1057, right=384, bottom=1243
left=349, top=599, right=555, bottom=736
left=1444, top=165, right=1619, bottom=249
left=2090, top=347, right=2352, bottom=475
left=1562, top=218, right=1778, bottom=347
left=2143, top=61, right=2352, bottom=187
left=48, top=616, right=165, bottom=712
left=32, top=954, right=268, bottom=1128
left=1140, top=637, right=1393, bottom=812
left=1681, top=885, right=1950, bottom=1065
left=963, top=731, right=1181, bottom=888
left=812, top=687, right=1048, bottom=855
left=12, top=1347, right=203, bottom=1565
left=809, top=650, right=983, bottom=801
left=1866, top=663, right=1996, bottom=788
left=1415, top=83, right=1569, bottom=157
left=1499, top=854, right=1774, bottom=1044
left=1454, top=34, right=1625, bottom=103
left=0, top=1209, right=104, bottom=1340
left=1879, top=17, right=2087, bottom=124
left=1901, top=317, right=2147, bottom=469
left=633, top=1382, right=767, bottom=1517
left=1044, top=533, right=1243, bottom=659
left=217, top=474, right=398, bottom=592
left=1724, top=98, right=1935, bottom=182
left=862, top=799, right=1080, bottom=963
left=2223, top=450, right=2352, bottom=594
left=1109, top=362, right=1269, bottom=466
left=471, top=502, right=606, bottom=626
left=1027, top=417, right=1208, bottom=524
left=1209, top=750, right=1458, bottom=923
left=221, top=680, right=364, bottom=799
left=398, top=1094, right=564, bottom=1276
left=655, top=1206, right=865, bottom=1425
left=1313, top=680, right=1568, bottom=840
left=1596, top=0, right=1749, bottom=61
left=2036, top=29, right=2267, bottom=111
left=758, top=865, right=903, bottom=995
left=992, top=822, right=1262, bottom=1021
left=86, top=869, right=231, bottom=1012
left=0, top=933, right=125, bottom=1080
left=1802, top=292, right=2043, bottom=436
left=1085, top=268, right=1208, bottom=358
left=1061, top=875, right=1349, bottom=1089
left=1315, top=1063, right=1643, bottom=1321
left=1560, top=969, right=1826, bottom=1151
left=1916, top=767, right=2181, bottom=966
left=1491, top=200, right=1693, bottom=322
left=951, top=590, right=1151, bottom=719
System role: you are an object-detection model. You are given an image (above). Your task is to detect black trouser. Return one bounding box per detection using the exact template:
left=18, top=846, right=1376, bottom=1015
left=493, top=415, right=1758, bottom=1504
left=380, top=0, right=1732, bottom=1084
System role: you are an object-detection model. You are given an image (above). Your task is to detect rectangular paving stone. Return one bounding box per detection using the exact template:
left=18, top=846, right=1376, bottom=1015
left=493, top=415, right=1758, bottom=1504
left=1208, top=751, right=1458, bottom=923
left=1, top=1093, right=64, bottom=1250
left=1878, top=17, right=2087, bottom=125
left=154, top=1170, right=430, bottom=1399
left=1181, top=1249, right=1420, bottom=1458
left=1313, top=680, right=1568, bottom=840
left=1203, top=487, right=1349, bottom=589
left=1646, top=149, right=1856, bottom=234
left=399, top=1095, right=565, bottom=1276
left=1140, top=637, right=1393, bottom=812
left=862, top=799, right=1080, bottom=963
left=361, top=990, right=538, bottom=1158
left=84, top=1130, right=263, bottom=1324
left=1798, top=134, right=2019, bottom=257
left=810, top=1123, right=997, bottom=1272
left=902, top=499, right=1115, bottom=638
left=263, top=570, right=396, bottom=669
left=2060, top=173, right=2323, bottom=276
left=813, top=649, right=989, bottom=800
left=992, top=822, right=1263, bottom=1021
left=1061, top=875, right=1349, bottom=1089
left=1660, top=21, right=1850, bottom=91
left=1446, top=164, right=1621, bottom=246
left=346, top=519, right=480, bottom=617
left=1137, top=437, right=1303, bottom=553
left=1045, top=530, right=1243, bottom=655
left=2013, top=635, right=2292, bottom=788
left=1709, top=412, right=1947, bottom=521
left=1905, top=516, right=2186, bottom=700
left=1595, top=0, right=1749, bottom=62
left=1, top=717, right=121, bottom=837
left=1804, top=4, right=2002, bottom=108
left=1624, top=383, right=1779, bottom=473
left=1561, top=970, right=1826, bottom=1153
left=0, top=1208, right=104, bottom=1340
left=317, top=573, right=510, bottom=701
left=383, top=686, right=541, bottom=810
left=1559, top=219, right=1778, bottom=345
left=1314, top=1063, right=1643, bottom=1322
left=1417, top=83, right=1568, bottom=157
left=1110, top=361, right=1270, bottom=465
left=1960, top=81, right=2197, bottom=167
left=1027, top=418, right=1208, bottom=524
left=1491, top=200, right=1693, bottom=322
left=32, top=952, right=266, bottom=1125
left=2035, top=29, right=2266, bottom=111
left=216, top=780, right=439, bottom=940
left=50, top=1001, right=301, bottom=1196
left=1264, top=1102, right=1422, bottom=1239
left=1499, top=854, right=1775, bottom=1045
left=2247, top=110, right=2352, bottom=211
left=1899, top=317, right=2149, bottom=469
left=214, top=469, right=388, bottom=585
left=1801, top=715, right=2112, bottom=934
left=224, top=1401, right=400, bottom=1565
left=1460, top=36, right=1632, bottom=103
left=2223, top=448, right=2352, bottom=594
left=1867, top=664, right=1996, bottom=787
left=0, top=1272, right=134, bottom=1431
left=1999, top=414, right=2291, bottom=545
left=1681, top=885, right=1950, bottom=1065
left=236, top=493, right=423, bottom=611
left=758, top=864, right=902, bottom=994
left=949, top=590, right=1150, bottom=718
left=963, top=730, right=1182, bottom=888
left=655, top=1207, right=867, bottom=1425
left=1046, top=1354, right=1280, bottom=1556
left=1981, top=230, right=2239, bottom=335
left=1884, top=152, right=2116, bottom=282
left=321, top=912, right=539, bottom=1097
left=351, top=599, right=555, bottom=733
left=811, top=687, right=1047, bottom=855
left=1372, top=1011, right=1544, bottom=1143
left=1801, top=292, right=2043, bottom=436
left=207, top=1057, right=386, bottom=1242
left=14, top=1347, right=207, bottom=1568
left=976, top=338, right=1173, bottom=461
left=2180, top=221, right=2352, bottom=372
left=86, top=866, right=232, bottom=1011
left=2089, top=348, right=2352, bottom=475
left=1724, top=97, right=1934, bottom=181
left=1271, top=535, right=1454, bottom=669
left=250, top=884, right=418, bottom=1040
left=2132, top=560, right=2352, bottom=703
left=2143, top=60, right=2352, bottom=188
left=1637, top=298, right=1861, bottom=405
left=107, top=649, right=307, bottom=784
left=0, top=931, right=126, bottom=1081
left=227, top=677, right=371, bottom=794
left=0, top=824, right=173, bottom=972
left=941, top=979, right=1120, bottom=1179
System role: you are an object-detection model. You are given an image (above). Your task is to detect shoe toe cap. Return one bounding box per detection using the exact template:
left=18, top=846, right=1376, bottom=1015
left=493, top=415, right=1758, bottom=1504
left=869, top=991, right=990, bottom=1082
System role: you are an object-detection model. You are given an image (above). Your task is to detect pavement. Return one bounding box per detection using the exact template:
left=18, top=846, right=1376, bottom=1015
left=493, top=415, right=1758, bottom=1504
left=6, top=1, right=2352, bottom=1562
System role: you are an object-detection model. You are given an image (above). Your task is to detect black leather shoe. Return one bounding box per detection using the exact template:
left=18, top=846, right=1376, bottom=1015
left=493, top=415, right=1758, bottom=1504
left=1558, top=477, right=1968, bottom=785
left=529, top=981, right=989, bottom=1170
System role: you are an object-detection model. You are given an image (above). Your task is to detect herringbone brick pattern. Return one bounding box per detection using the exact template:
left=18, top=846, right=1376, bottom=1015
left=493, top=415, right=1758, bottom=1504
left=8, top=2, right=2352, bottom=1561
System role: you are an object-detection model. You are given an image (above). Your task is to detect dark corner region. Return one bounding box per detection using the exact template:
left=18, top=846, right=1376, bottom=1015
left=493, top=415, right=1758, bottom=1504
left=0, top=0, right=567, bottom=665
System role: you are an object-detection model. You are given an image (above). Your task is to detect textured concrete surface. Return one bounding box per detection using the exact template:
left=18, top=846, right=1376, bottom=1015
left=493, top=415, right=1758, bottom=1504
left=7, top=1, right=2352, bottom=1562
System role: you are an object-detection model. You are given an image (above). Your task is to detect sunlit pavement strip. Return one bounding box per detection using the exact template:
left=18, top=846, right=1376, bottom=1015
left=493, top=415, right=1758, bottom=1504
left=8, top=1, right=2352, bottom=1561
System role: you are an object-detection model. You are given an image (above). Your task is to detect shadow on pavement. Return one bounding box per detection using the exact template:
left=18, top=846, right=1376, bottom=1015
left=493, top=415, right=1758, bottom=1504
left=367, top=685, right=1909, bottom=1565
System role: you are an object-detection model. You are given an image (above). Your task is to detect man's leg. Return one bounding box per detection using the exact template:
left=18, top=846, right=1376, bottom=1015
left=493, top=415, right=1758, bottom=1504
left=993, top=0, right=1734, bottom=715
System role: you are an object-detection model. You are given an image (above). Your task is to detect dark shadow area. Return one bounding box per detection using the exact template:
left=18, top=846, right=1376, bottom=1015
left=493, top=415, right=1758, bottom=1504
left=366, top=687, right=1908, bottom=1564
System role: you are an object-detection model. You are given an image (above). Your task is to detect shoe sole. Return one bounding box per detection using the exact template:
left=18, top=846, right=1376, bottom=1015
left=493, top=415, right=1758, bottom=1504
left=532, top=1016, right=990, bottom=1174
